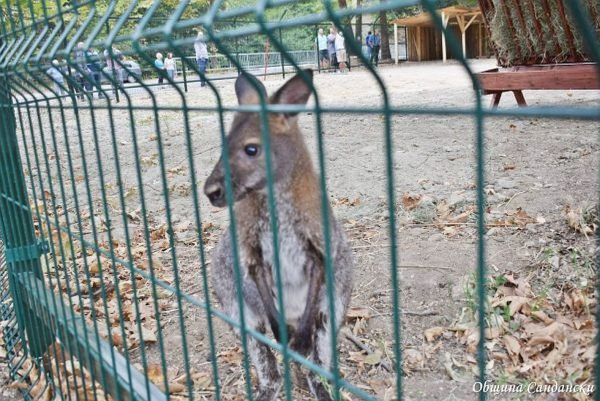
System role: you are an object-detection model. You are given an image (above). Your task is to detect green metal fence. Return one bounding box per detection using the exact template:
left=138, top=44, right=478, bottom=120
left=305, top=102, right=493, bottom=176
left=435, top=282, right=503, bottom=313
left=0, top=0, right=598, bottom=400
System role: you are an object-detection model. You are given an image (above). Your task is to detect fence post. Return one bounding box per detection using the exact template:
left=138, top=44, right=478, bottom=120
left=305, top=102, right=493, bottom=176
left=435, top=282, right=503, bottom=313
left=0, top=78, right=53, bottom=358
left=405, top=26, right=408, bottom=61
left=182, top=57, right=188, bottom=92
left=105, top=20, right=120, bottom=103
left=394, top=23, right=399, bottom=64
left=316, top=25, right=321, bottom=74
left=279, top=27, right=285, bottom=79
left=234, top=18, right=241, bottom=75
left=347, top=30, right=351, bottom=72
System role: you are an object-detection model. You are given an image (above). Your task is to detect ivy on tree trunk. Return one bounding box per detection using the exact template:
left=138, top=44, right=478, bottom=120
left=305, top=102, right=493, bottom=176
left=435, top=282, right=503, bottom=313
left=337, top=0, right=355, bottom=41
left=356, top=0, right=363, bottom=43
left=380, top=1, right=391, bottom=60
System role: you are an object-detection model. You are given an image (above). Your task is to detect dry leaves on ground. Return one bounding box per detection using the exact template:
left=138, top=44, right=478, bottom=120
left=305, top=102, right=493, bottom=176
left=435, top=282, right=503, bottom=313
left=564, top=204, right=597, bottom=237
left=21, top=202, right=225, bottom=400
left=429, top=272, right=596, bottom=394
left=333, top=197, right=361, bottom=207
left=401, top=193, right=422, bottom=211
left=488, top=208, right=536, bottom=228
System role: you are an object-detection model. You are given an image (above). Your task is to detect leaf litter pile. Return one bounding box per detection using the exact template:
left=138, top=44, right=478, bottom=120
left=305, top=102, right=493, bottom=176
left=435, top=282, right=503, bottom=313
left=0, top=199, right=218, bottom=401
left=423, top=203, right=598, bottom=400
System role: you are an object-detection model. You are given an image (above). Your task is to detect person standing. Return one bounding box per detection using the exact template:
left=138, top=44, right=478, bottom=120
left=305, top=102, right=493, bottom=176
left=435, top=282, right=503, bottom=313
left=85, top=47, right=104, bottom=99
left=165, top=52, right=176, bottom=81
left=327, top=27, right=337, bottom=72
left=335, top=29, right=347, bottom=73
left=365, top=31, right=373, bottom=62
left=74, top=42, right=89, bottom=100
left=371, top=30, right=381, bottom=67
left=155, top=52, right=166, bottom=85
left=46, top=59, right=66, bottom=96
left=194, top=31, right=209, bottom=87
left=104, top=46, right=125, bottom=95
left=316, top=28, right=329, bottom=69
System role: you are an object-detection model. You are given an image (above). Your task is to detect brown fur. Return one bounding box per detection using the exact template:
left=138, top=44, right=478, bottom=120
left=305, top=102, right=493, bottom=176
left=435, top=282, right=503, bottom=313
left=204, top=70, right=353, bottom=401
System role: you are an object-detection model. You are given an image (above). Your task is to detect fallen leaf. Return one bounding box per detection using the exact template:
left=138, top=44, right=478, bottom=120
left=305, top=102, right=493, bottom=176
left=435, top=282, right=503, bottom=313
left=403, top=348, right=424, bottom=372
left=503, top=335, right=521, bottom=360
left=401, top=193, right=422, bottom=211
left=364, top=350, right=382, bottom=365
left=503, top=162, right=516, bottom=171
left=443, top=352, right=467, bottom=382
left=140, top=326, right=157, bottom=343
left=424, top=326, right=445, bottom=342
left=346, top=307, right=371, bottom=321
left=147, top=364, right=164, bottom=385
left=527, top=336, right=555, bottom=347
left=492, top=296, right=529, bottom=316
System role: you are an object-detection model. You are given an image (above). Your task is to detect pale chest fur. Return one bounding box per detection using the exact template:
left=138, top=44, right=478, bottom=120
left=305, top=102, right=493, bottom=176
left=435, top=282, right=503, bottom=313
left=257, top=198, right=310, bottom=327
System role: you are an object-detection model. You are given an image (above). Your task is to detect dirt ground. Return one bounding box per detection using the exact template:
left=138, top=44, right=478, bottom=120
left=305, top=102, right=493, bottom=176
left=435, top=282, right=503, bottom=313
left=6, top=58, right=599, bottom=401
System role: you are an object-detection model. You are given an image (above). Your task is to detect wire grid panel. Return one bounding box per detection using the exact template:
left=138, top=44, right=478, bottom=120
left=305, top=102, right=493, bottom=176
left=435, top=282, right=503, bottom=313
left=0, top=1, right=598, bottom=401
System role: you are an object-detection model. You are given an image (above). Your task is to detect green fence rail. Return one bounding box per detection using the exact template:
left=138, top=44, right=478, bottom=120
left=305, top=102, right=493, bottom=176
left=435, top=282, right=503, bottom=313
left=0, top=0, right=598, bottom=401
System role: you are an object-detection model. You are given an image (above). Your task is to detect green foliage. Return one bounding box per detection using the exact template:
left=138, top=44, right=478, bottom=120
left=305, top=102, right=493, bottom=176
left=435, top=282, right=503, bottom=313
left=214, top=0, right=326, bottom=52
left=393, top=0, right=479, bottom=18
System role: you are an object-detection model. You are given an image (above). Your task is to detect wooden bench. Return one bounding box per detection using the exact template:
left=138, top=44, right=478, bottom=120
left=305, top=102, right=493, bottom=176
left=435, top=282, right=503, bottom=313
left=477, top=62, right=600, bottom=108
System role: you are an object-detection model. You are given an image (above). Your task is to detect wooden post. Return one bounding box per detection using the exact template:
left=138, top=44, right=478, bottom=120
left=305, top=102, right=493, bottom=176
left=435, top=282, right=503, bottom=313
left=441, top=11, right=449, bottom=63
left=406, top=27, right=410, bottom=60
left=416, top=26, right=422, bottom=61
left=456, top=15, right=466, bottom=58
left=465, top=15, right=478, bottom=58
left=394, top=23, right=399, bottom=64
left=457, top=14, right=478, bottom=59
left=478, top=21, right=483, bottom=58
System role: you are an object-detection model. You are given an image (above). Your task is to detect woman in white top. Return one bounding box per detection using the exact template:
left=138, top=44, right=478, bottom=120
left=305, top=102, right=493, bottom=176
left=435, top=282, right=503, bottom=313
left=164, top=52, right=176, bottom=80
left=335, top=31, right=347, bottom=73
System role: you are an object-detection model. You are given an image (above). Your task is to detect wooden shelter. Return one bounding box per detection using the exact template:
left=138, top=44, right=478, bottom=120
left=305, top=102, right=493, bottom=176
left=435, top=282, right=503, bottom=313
left=392, top=6, right=491, bottom=62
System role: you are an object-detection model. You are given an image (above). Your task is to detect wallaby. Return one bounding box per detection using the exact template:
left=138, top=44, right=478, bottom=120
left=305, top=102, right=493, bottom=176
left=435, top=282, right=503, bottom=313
left=204, top=69, right=354, bottom=401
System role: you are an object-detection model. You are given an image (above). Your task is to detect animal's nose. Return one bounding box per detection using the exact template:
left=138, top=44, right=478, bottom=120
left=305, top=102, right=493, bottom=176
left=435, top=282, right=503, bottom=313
left=205, top=183, right=224, bottom=205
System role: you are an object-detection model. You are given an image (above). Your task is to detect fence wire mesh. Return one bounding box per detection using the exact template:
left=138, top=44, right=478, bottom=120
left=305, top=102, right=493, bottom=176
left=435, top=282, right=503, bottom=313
left=0, top=1, right=598, bottom=401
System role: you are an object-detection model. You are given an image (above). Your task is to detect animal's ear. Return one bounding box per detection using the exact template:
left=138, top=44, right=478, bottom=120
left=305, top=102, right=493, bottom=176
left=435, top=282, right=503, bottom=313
left=235, top=73, right=267, bottom=105
left=270, top=69, right=313, bottom=113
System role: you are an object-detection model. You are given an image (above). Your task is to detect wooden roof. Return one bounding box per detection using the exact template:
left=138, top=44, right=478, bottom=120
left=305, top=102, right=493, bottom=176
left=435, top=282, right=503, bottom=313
left=392, top=6, right=481, bottom=27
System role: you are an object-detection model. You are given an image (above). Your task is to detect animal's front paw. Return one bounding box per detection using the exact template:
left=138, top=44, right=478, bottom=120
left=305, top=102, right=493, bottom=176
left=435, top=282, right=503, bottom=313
left=290, top=330, right=313, bottom=356
left=256, top=385, right=280, bottom=401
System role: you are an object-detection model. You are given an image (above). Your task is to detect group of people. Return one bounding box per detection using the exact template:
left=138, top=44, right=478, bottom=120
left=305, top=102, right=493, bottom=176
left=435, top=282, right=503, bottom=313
left=153, top=52, right=177, bottom=84
left=46, top=29, right=210, bottom=100
left=46, top=27, right=380, bottom=98
left=365, top=30, right=382, bottom=66
left=45, top=42, right=108, bottom=99
left=316, top=27, right=348, bottom=73
left=153, top=32, right=209, bottom=87
left=316, top=27, right=382, bottom=72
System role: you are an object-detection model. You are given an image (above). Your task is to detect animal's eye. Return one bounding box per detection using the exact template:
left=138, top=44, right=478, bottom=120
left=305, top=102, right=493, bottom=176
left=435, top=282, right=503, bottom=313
left=244, top=144, right=260, bottom=157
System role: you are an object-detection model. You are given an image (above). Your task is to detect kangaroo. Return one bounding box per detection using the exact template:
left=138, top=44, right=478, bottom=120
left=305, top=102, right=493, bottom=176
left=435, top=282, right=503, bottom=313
left=204, top=70, right=353, bottom=401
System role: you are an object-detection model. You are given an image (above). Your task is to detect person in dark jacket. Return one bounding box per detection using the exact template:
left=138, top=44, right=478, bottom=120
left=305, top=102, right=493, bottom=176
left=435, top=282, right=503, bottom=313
left=74, top=42, right=88, bottom=100
left=327, top=27, right=338, bottom=72
left=194, top=31, right=209, bottom=87
left=85, top=47, right=104, bottom=99
left=365, top=31, right=373, bottom=61
left=371, top=30, right=381, bottom=66
left=104, top=46, right=126, bottom=95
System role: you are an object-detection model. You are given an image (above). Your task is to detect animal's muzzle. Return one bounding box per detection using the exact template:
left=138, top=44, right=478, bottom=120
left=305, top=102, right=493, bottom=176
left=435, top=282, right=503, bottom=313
left=204, top=181, right=226, bottom=207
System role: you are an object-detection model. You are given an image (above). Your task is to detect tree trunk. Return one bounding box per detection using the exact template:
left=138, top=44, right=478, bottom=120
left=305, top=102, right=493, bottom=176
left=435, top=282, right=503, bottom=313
left=379, top=7, right=391, bottom=60
left=337, top=0, right=355, bottom=35
left=356, top=0, right=363, bottom=43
